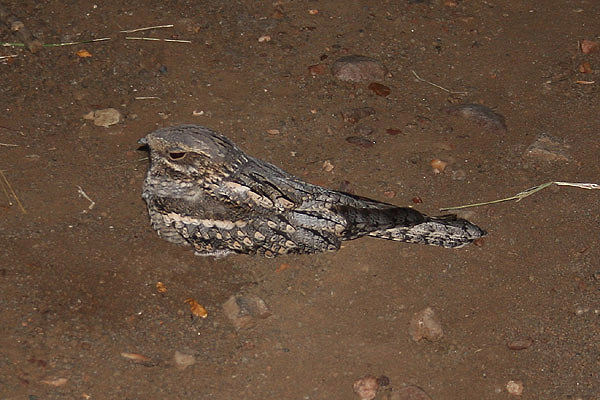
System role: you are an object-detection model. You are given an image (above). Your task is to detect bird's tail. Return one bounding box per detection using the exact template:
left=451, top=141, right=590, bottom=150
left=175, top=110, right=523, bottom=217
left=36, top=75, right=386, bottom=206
left=369, top=214, right=486, bottom=248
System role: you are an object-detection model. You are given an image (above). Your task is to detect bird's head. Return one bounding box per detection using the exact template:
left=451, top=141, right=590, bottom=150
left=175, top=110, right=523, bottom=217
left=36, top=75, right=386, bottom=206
left=139, top=125, right=244, bottom=183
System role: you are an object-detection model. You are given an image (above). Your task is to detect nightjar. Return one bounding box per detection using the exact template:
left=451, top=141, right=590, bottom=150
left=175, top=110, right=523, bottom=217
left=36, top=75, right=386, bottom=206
left=139, top=125, right=485, bottom=257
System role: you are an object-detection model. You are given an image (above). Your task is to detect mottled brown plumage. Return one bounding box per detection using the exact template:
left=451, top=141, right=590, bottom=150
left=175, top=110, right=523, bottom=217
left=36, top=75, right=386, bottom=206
left=140, top=125, right=485, bottom=257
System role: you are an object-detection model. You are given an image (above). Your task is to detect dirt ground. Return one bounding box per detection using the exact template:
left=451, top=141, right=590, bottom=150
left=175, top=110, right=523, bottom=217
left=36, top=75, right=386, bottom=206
left=1, top=1, right=599, bottom=399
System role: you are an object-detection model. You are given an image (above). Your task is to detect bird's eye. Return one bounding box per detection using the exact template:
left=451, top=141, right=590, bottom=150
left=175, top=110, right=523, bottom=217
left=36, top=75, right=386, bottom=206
left=168, top=152, right=187, bottom=160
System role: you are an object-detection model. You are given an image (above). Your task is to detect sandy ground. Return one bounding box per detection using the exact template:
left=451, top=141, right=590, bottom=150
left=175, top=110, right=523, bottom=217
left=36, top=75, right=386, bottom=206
left=1, top=1, right=599, bottom=399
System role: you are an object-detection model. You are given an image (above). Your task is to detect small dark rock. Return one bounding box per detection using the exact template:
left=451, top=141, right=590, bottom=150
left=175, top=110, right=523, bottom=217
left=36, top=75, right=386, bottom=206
left=368, top=82, right=391, bottom=97
left=346, top=136, right=375, bottom=148
left=376, top=375, right=390, bottom=387
left=386, top=128, right=402, bottom=135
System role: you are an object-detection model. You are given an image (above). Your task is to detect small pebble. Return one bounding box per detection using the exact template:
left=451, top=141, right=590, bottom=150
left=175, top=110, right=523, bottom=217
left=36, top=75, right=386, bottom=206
left=223, top=294, right=271, bottom=330
left=332, top=55, right=387, bottom=83
left=308, top=64, right=328, bottom=75
left=386, top=128, right=402, bottom=135
left=409, top=307, right=443, bottom=342
left=430, top=159, right=447, bottom=173
left=173, top=351, right=196, bottom=370
left=346, top=136, right=375, bottom=148
left=368, top=82, right=391, bottom=97
left=506, top=380, right=524, bottom=396
left=524, top=134, right=571, bottom=162
left=83, top=108, right=122, bottom=128
left=322, top=160, right=335, bottom=172
left=507, top=337, right=533, bottom=350
left=578, top=62, right=592, bottom=74
left=353, top=376, right=379, bottom=400
left=342, top=107, right=376, bottom=123
left=184, top=298, right=208, bottom=318
left=156, top=281, right=167, bottom=293
left=580, top=39, right=599, bottom=54
left=446, top=103, right=507, bottom=133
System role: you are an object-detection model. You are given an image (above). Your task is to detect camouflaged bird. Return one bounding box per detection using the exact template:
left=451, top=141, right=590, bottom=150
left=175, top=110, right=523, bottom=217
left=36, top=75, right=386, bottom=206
left=139, top=125, right=485, bottom=257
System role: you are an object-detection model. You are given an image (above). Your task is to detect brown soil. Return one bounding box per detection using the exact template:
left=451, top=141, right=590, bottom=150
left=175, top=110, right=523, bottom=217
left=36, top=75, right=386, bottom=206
left=1, top=1, right=599, bottom=399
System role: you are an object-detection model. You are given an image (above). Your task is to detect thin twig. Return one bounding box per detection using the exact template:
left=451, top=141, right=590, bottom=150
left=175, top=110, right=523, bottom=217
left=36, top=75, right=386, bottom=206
left=0, top=170, right=26, bottom=213
left=77, top=186, right=96, bottom=210
left=134, top=96, right=160, bottom=100
left=120, top=24, right=174, bottom=33
left=0, top=172, right=10, bottom=206
left=440, top=181, right=600, bottom=212
left=0, top=37, right=111, bottom=48
left=0, top=54, right=17, bottom=60
left=553, top=181, right=600, bottom=190
left=44, top=37, right=112, bottom=47
left=125, top=36, right=191, bottom=43
left=411, top=70, right=468, bottom=95
left=0, top=142, right=18, bottom=147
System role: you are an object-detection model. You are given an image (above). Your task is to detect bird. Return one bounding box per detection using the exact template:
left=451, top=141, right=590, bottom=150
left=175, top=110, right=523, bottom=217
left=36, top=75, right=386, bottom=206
left=139, top=125, right=486, bottom=258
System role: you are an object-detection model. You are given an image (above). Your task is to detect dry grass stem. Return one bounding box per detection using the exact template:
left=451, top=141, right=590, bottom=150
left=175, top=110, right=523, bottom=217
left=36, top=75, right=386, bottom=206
left=120, top=24, right=174, bottom=33
left=0, top=172, right=10, bottom=204
left=0, top=169, right=26, bottom=213
left=125, top=37, right=191, bottom=43
left=411, top=70, right=468, bottom=95
left=441, top=181, right=600, bottom=212
left=77, top=186, right=96, bottom=210
left=1, top=37, right=111, bottom=48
